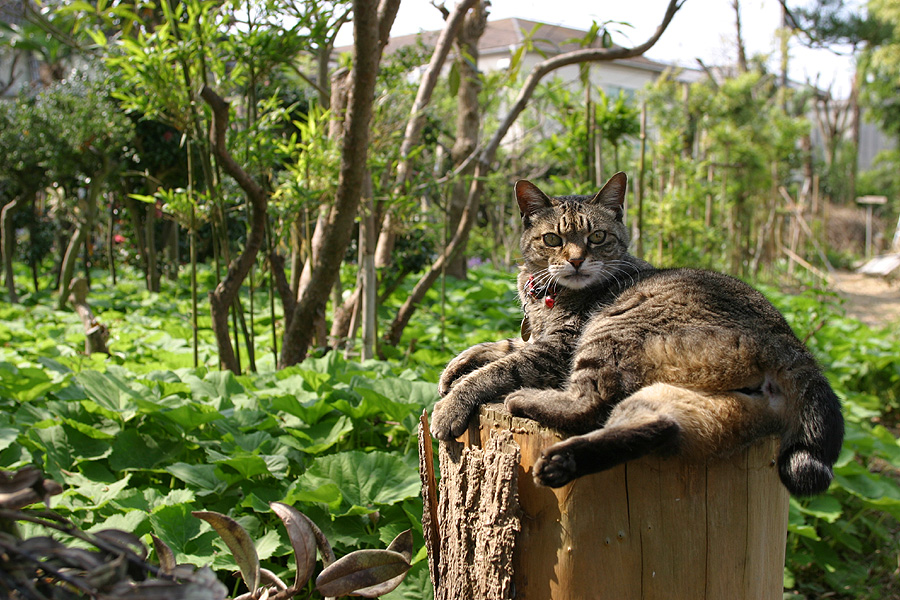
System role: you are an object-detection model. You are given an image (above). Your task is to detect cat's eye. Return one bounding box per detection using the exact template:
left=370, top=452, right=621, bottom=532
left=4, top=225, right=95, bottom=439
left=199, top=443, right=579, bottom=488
left=543, top=233, right=563, bottom=247
left=588, top=231, right=608, bottom=245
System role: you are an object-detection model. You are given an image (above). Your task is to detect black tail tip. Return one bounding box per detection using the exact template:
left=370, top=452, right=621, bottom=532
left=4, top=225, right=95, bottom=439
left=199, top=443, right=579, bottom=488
left=779, top=448, right=835, bottom=496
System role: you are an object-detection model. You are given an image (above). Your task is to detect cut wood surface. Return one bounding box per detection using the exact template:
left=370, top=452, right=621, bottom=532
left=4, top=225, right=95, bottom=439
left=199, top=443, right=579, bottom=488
left=424, top=403, right=790, bottom=600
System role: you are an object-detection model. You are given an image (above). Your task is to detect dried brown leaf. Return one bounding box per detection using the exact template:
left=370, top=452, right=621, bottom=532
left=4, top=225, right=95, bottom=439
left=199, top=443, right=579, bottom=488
left=192, top=510, right=259, bottom=594
left=151, top=534, right=177, bottom=577
left=385, top=529, right=413, bottom=562
left=315, top=549, right=411, bottom=598
left=95, top=528, right=148, bottom=559
left=269, top=502, right=317, bottom=589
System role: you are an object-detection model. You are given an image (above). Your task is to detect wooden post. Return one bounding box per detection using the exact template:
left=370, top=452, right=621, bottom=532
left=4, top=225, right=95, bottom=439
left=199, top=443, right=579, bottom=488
left=856, top=195, right=887, bottom=258
left=422, top=404, right=790, bottom=600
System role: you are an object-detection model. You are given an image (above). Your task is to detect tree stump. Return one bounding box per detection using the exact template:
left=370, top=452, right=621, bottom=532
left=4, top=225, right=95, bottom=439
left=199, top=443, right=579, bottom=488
left=420, top=403, right=790, bottom=600
left=68, top=278, right=110, bottom=355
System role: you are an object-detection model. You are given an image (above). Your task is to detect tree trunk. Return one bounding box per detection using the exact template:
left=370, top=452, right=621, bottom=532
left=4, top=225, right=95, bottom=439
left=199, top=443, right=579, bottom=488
left=360, top=173, right=377, bottom=360
left=145, top=199, right=159, bottom=292
left=124, top=196, right=150, bottom=287
left=733, top=0, right=749, bottom=73
left=385, top=0, right=682, bottom=346
left=201, top=86, right=270, bottom=373
left=445, top=0, right=488, bottom=279
left=106, top=193, right=117, bottom=286
left=422, top=404, right=790, bottom=600
left=847, top=68, right=861, bottom=204
left=373, top=0, right=479, bottom=270
left=279, top=0, right=400, bottom=368
left=57, top=173, right=103, bottom=311
left=56, top=222, right=87, bottom=311
left=164, top=219, right=179, bottom=281
left=1, top=196, right=23, bottom=303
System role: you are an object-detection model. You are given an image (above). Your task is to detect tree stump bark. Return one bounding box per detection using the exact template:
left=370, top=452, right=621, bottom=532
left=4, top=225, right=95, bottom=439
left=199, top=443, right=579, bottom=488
left=421, top=403, right=790, bottom=600
left=68, top=278, right=110, bottom=355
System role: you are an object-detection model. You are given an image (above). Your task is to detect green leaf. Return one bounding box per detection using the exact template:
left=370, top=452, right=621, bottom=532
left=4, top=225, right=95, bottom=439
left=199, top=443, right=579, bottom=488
left=87, top=511, right=150, bottom=539
left=166, top=462, right=226, bottom=495
left=75, top=370, right=140, bottom=422
left=448, top=61, right=460, bottom=97
left=0, top=428, right=18, bottom=452
left=205, top=449, right=286, bottom=479
left=794, top=495, right=843, bottom=523
left=269, top=391, right=334, bottom=424
left=298, top=451, right=420, bottom=515
left=288, top=416, right=354, bottom=455
left=160, top=402, right=223, bottom=428
left=109, top=428, right=177, bottom=471
left=60, top=472, right=131, bottom=511
left=149, top=503, right=218, bottom=566
left=283, top=481, right=343, bottom=510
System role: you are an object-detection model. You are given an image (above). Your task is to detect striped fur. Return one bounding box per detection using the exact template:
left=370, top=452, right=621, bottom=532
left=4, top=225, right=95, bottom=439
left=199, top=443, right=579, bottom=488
left=430, top=173, right=844, bottom=496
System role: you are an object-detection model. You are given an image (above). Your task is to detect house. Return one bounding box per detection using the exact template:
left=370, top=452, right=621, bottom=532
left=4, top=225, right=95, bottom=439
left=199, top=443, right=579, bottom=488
left=0, top=0, right=41, bottom=97
left=360, top=17, right=896, bottom=173
left=354, top=17, right=701, bottom=98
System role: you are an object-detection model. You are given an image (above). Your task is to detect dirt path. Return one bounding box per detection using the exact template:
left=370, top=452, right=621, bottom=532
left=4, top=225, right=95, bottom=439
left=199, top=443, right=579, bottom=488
left=830, top=270, right=900, bottom=328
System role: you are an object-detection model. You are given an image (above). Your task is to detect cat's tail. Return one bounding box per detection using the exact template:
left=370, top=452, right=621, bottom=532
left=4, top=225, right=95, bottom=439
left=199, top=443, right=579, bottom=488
left=775, top=367, right=844, bottom=496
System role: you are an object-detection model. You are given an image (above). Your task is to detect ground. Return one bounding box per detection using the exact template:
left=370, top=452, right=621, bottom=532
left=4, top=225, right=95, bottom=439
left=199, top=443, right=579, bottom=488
left=830, top=270, right=900, bottom=328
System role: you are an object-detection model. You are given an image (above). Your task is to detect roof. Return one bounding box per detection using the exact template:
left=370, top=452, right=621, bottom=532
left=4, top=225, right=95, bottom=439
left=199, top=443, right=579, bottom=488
left=0, top=0, right=25, bottom=26
left=339, top=17, right=675, bottom=74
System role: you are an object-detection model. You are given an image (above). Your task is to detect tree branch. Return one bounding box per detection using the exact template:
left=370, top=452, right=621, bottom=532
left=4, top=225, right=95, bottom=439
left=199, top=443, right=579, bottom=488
left=480, top=0, right=684, bottom=167
left=386, top=0, right=684, bottom=344
left=280, top=0, right=398, bottom=367
left=393, top=0, right=478, bottom=190
left=200, top=85, right=269, bottom=372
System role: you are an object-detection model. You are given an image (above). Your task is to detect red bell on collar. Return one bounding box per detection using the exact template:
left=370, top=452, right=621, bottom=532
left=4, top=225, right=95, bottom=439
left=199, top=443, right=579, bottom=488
left=525, top=274, right=558, bottom=308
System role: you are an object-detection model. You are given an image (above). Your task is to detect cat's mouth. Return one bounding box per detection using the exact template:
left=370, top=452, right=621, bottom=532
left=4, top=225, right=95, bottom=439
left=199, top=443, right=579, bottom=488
left=560, top=272, right=596, bottom=289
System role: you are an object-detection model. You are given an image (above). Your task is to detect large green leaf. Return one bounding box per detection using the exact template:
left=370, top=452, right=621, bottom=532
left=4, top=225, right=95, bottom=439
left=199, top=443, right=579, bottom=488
left=0, top=427, right=19, bottom=452
left=150, top=502, right=219, bottom=566
left=75, top=370, right=141, bottom=422
left=298, top=451, right=420, bottom=515
left=109, top=428, right=179, bottom=471
left=288, top=415, right=354, bottom=455
left=166, top=462, right=227, bottom=495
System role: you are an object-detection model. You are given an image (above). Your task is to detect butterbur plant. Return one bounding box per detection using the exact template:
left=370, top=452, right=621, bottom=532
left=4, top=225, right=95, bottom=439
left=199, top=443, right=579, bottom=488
left=191, top=504, right=413, bottom=599
left=1, top=466, right=413, bottom=600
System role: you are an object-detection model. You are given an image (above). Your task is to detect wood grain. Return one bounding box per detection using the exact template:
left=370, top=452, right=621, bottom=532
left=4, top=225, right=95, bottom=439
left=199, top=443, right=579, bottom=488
left=429, top=403, right=789, bottom=600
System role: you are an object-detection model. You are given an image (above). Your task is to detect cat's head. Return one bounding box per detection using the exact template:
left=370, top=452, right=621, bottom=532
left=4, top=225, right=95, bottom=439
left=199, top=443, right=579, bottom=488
left=515, top=172, right=631, bottom=290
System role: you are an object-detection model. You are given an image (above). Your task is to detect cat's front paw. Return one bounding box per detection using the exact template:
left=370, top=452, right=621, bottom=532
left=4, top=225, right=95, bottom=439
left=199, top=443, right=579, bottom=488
left=429, top=396, right=473, bottom=441
left=439, top=340, right=520, bottom=396
left=505, top=388, right=548, bottom=421
left=534, top=446, right=578, bottom=488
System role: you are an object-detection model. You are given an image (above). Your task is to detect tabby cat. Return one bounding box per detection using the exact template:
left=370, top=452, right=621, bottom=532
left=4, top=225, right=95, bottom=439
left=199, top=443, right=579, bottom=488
left=430, top=172, right=844, bottom=496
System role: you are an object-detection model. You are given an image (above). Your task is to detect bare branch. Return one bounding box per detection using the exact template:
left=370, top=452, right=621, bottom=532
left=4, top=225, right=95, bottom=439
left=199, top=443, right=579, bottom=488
left=377, top=0, right=402, bottom=52
left=393, top=0, right=479, bottom=190
left=480, top=0, right=684, bottom=167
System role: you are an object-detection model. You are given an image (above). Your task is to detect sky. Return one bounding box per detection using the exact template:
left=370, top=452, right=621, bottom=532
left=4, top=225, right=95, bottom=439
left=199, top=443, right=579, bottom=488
left=336, top=0, right=859, bottom=98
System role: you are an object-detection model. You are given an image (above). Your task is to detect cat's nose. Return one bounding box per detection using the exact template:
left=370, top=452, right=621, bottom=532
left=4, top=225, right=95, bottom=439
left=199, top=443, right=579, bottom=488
left=568, top=257, right=584, bottom=270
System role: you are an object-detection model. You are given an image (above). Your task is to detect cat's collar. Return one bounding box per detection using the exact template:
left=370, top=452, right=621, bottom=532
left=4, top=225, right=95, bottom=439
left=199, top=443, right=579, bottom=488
left=525, top=274, right=558, bottom=308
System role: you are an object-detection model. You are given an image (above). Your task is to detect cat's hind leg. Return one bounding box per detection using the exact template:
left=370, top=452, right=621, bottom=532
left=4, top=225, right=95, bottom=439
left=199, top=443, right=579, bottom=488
left=535, top=413, right=680, bottom=487
left=534, top=383, right=780, bottom=488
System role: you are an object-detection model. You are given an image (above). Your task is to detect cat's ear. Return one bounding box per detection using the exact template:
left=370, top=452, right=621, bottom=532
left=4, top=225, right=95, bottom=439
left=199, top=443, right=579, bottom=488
left=590, top=171, right=627, bottom=219
left=515, top=180, right=553, bottom=223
